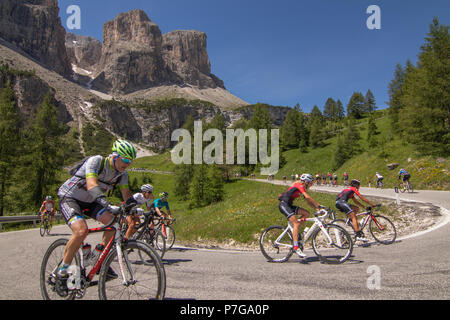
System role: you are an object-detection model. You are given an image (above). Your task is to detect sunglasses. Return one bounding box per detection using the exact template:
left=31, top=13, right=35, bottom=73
left=119, top=156, right=132, bottom=164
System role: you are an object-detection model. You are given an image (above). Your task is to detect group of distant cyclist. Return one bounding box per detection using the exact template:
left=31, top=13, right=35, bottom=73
left=277, top=167, right=412, bottom=257
left=288, top=169, right=411, bottom=189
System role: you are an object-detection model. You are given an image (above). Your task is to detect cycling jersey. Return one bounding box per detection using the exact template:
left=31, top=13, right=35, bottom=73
left=132, top=192, right=151, bottom=208
left=58, top=155, right=129, bottom=203
left=278, top=182, right=307, bottom=205
left=336, top=186, right=361, bottom=202
left=151, top=198, right=170, bottom=211
left=399, top=169, right=409, bottom=176
left=41, top=200, right=55, bottom=213
left=376, top=173, right=383, bottom=179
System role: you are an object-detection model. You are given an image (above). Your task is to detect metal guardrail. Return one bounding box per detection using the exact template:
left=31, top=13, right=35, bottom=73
left=0, top=213, right=63, bottom=232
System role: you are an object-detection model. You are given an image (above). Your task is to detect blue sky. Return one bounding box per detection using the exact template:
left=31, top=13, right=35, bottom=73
left=58, top=0, right=450, bottom=113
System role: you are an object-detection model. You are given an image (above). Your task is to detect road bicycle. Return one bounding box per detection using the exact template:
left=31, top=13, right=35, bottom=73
left=153, top=211, right=176, bottom=250
left=39, top=211, right=52, bottom=237
left=259, top=208, right=353, bottom=264
left=331, top=204, right=396, bottom=244
left=123, top=210, right=167, bottom=259
left=40, top=204, right=166, bottom=300
left=398, top=180, right=413, bottom=193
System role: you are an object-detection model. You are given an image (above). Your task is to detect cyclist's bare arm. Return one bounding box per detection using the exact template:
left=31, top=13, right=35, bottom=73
left=120, top=188, right=132, bottom=202
left=303, top=193, right=321, bottom=211
left=358, top=195, right=376, bottom=207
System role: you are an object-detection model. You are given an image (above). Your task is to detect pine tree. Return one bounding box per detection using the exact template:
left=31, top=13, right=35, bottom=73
left=399, top=18, right=449, bottom=156
left=336, top=99, right=345, bottom=119
left=174, top=164, right=195, bottom=200
left=189, top=164, right=210, bottom=208
left=0, top=82, right=21, bottom=215
left=309, top=118, right=323, bottom=148
left=206, top=165, right=224, bottom=203
left=388, top=63, right=406, bottom=133
left=280, top=109, right=300, bottom=150
left=22, top=94, right=66, bottom=207
left=323, top=97, right=337, bottom=120
left=347, top=92, right=365, bottom=119
left=364, top=89, right=377, bottom=113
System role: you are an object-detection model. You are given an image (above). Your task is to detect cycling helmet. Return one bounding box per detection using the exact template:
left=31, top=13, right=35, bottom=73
left=45, top=196, right=52, bottom=201
left=141, top=184, right=153, bottom=193
left=159, top=192, right=168, bottom=199
left=300, top=173, right=314, bottom=184
left=350, top=179, right=361, bottom=187
left=112, top=139, right=137, bottom=160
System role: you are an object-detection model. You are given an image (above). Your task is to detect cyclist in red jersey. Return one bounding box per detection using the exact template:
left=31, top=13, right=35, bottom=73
left=335, top=179, right=377, bottom=242
left=40, top=196, right=56, bottom=228
left=278, top=173, right=324, bottom=258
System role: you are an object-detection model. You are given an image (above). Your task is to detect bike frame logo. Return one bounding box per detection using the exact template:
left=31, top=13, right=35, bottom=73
left=171, top=121, right=279, bottom=175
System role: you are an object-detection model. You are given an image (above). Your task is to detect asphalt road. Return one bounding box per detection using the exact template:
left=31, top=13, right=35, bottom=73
left=1, top=182, right=449, bottom=300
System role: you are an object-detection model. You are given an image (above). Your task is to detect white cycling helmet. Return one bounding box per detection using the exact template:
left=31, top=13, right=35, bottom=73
left=300, top=173, right=314, bottom=184
left=141, top=184, right=153, bottom=193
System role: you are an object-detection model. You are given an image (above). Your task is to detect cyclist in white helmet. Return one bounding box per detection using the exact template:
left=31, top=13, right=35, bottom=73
left=278, top=173, right=324, bottom=258
left=124, top=184, right=154, bottom=239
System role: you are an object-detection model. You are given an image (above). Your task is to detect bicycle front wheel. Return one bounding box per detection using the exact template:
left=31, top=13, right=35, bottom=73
left=311, top=224, right=353, bottom=264
left=162, top=225, right=175, bottom=249
left=259, top=225, right=293, bottom=263
left=369, top=215, right=397, bottom=244
left=39, top=221, right=46, bottom=237
left=40, top=238, right=81, bottom=300
left=399, top=183, right=406, bottom=193
left=98, top=240, right=166, bottom=300
left=139, top=229, right=166, bottom=259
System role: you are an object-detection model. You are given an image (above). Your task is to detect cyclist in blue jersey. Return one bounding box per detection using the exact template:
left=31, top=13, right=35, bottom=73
left=147, top=192, right=172, bottom=232
left=398, top=168, right=411, bottom=188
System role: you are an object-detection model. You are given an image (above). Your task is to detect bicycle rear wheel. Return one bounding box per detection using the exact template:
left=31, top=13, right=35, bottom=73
left=139, top=228, right=166, bottom=259
left=369, top=215, right=397, bottom=244
left=259, top=225, right=294, bottom=263
left=98, top=240, right=166, bottom=300
left=40, top=238, right=81, bottom=300
left=399, top=183, right=406, bottom=193
left=331, top=219, right=355, bottom=238
left=311, top=224, right=353, bottom=264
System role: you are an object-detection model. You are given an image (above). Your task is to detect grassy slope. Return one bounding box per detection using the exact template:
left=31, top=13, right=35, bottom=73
left=267, top=111, right=449, bottom=190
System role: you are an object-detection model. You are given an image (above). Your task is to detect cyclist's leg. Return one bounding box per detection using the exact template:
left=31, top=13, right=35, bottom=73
left=59, top=198, right=90, bottom=267
left=125, top=214, right=140, bottom=238
left=337, top=200, right=359, bottom=231
left=94, top=206, right=115, bottom=246
left=279, top=201, right=300, bottom=243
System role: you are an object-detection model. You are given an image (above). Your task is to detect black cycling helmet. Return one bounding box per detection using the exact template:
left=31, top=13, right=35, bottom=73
left=350, top=179, right=361, bottom=187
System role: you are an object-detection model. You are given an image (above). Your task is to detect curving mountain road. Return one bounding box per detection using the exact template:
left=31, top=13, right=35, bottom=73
left=0, top=181, right=449, bottom=300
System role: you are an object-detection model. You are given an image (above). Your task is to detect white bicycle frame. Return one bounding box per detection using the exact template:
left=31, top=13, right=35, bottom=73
left=274, top=209, right=340, bottom=249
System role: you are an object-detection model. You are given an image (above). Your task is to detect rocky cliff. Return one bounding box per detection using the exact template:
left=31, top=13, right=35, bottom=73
left=90, top=10, right=226, bottom=95
left=91, top=10, right=176, bottom=94
left=162, top=30, right=225, bottom=89
left=65, top=33, right=102, bottom=73
left=0, top=0, right=72, bottom=77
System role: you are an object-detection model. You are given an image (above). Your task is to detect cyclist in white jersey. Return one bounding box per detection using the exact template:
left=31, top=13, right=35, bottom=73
left=57, top=139, right=136, bottom=278
left=124, top=184, right=154, bottom=239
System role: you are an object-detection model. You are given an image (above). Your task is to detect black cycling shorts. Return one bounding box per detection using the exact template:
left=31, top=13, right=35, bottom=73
left=278, top=201, right=299, bottom=219
left=402, top=174, right=410, bottom=182
left=59, top=197, right=106, bottom=225
left=335, top=200, right=354, bottom=215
